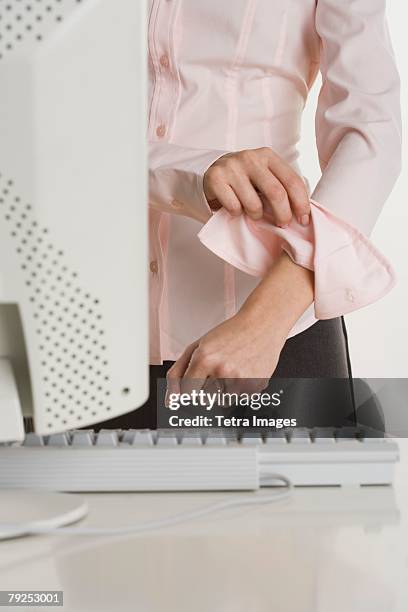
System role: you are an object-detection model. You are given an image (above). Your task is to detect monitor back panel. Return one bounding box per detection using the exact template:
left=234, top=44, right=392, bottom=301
left=0, top=0, right=148, bottom=433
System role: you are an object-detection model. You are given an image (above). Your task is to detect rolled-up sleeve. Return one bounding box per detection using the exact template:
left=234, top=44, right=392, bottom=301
left=198, top=0, right=401, bottom=319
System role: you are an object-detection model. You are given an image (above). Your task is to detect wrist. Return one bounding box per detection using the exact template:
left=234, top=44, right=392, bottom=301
left=236, top=301, right=291, bottom=350
left=236, top=252, right=314, bottom=347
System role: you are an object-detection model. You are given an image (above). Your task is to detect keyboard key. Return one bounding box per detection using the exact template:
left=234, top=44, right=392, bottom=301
left=335, top=427, right=361, bottom=440
left=359, top=430, right=386, bottom=443
left=96, top=430, right=119, bottom=447
left=23, top=433, right=45, bottom=446
left=71, top=430, right=95, bottom=446
left=121, top=429, right=137, bottom=444
left=288, top=428, right=311, bottom=443
left=47, top=432, right=70, bottom=446
left=312, top=428, right=336, bottom=444
left=240, top=435, right=263, bottom=446
left=156, top=433, right=178, bottom=447
left=264, top=431, right=287, bottom=445
left=204, top=435, right=227, bottom=446
left=313, top=437, right=336, bottom=444
left=180, top=436, right=203, bottom=446
left=130, top=430, right=155, bottom=446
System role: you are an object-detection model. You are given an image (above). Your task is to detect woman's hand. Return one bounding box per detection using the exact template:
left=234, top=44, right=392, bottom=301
left=203, top=147, right=311, bottom=227
left=167, top=310, right=284, bottom=397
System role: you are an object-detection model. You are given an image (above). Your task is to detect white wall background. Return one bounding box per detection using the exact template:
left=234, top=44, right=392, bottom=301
left=299, top=3, right=406, bottom=378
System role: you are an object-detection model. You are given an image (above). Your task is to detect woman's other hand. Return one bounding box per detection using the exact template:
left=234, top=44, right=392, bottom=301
left=203, top=147, right=310, bottom=227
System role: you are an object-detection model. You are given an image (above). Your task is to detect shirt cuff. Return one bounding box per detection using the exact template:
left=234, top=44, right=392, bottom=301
left=193, top=150, right=231, bottom=221
left=149, top=146, right=229, bottom=224
left=197, top=199, right=396, bottom=319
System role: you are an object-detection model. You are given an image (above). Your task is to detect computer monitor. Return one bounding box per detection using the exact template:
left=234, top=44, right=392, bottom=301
left=0, top=0, right=148, bottom=441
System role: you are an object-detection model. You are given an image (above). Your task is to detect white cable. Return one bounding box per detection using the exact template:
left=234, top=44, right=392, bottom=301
left=0, top=474, right=292, bottom=538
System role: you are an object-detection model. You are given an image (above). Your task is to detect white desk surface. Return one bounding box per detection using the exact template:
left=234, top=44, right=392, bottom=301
left=1, top=440, right=408, bottom=612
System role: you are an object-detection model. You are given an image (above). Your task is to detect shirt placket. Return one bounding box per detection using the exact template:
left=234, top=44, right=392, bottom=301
left=148, top=0, right=181, bottom=143
left=148, top=0, right=181, bottom=362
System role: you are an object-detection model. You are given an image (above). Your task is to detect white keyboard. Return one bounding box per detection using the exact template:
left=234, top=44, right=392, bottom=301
left=0, top=429, right=399, bottom=492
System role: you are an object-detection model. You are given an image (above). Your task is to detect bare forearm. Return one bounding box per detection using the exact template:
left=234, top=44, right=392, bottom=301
left=238, top=251, right=314, bottom=346
left=168, top=251, right=314, bottom=386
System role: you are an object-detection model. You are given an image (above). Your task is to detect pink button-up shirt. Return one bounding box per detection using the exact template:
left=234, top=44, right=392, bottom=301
left=148, top=0, right=401, bottom=365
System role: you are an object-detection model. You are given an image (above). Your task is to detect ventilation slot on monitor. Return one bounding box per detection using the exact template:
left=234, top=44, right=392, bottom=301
left=0, top=171, right=114, bottom=429
left=0, top=0, right=85, bottom=61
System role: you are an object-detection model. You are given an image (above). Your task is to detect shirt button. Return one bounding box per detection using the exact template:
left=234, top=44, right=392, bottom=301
left=156, top=124, right=166, bottom=139
left=150, top=260, right=159, bottom=274
left=160, top=54, right=170, bottom=69
left=170, top=198, right=183, bottom=210
left=346, top=289, right=355, bottom=303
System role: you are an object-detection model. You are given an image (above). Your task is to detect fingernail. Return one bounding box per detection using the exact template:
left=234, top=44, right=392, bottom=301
left=300, top=214, right=310, bottom=226
left=278, top=224, right=289, bottom=229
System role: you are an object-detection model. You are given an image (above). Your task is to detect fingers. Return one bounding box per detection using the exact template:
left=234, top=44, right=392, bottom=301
left=206, top=166, right=264, bottom=220
left=180, top=346, right=213, bottom=396
left=250, top=167, right=292, bottom=227
left=168, top=343, right=215, bottom=399
left=230, top=175, right=264, bottom=221
left=203, top=169, right=242, bottom=216
left=182, top=348, right=241, bottom=405
left=204, top=148, right=311, bottom=227
left=166, top=341, right=199, bottom=402
left=265, top=156, right=311, bottom=225
left=168, top=339, right=272, bottom=410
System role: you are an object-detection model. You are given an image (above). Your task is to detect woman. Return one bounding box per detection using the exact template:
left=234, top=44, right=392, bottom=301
left=100, top=0, right=401, bottom=430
